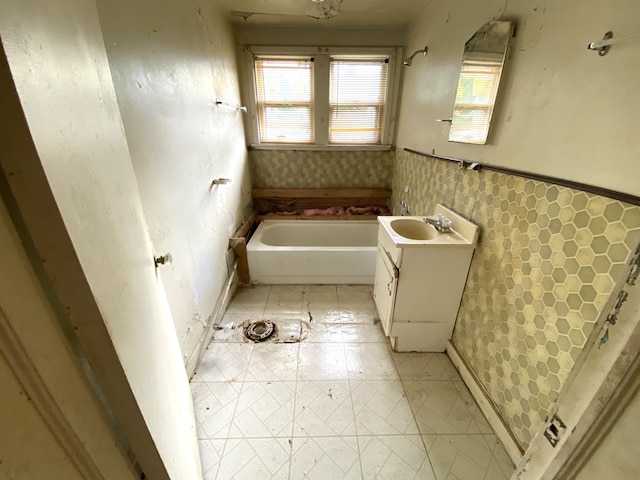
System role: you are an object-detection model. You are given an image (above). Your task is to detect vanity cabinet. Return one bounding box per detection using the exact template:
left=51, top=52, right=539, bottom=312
left=373, top=245, right=398, bottom=335
left=372, top=206, right=478, bottom=352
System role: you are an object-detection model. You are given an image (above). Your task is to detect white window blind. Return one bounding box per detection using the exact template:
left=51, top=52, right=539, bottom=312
left=254, top=57, right=314, bottom=144
left=329, top=58, right=388, bottom=144
left=449, top=60, right=502, bottom=143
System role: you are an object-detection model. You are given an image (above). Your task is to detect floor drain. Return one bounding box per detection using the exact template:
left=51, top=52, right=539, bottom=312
left=245, top=320, right=275, bottom=342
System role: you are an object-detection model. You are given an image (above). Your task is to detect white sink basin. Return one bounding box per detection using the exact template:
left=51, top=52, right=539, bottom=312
left=378, top=205, right=479, bottom=248
left=389, top=218, right=439, bottom=241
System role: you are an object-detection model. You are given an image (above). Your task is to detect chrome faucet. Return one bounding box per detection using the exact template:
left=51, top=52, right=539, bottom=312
left=423, top=214, right=453, bottom=233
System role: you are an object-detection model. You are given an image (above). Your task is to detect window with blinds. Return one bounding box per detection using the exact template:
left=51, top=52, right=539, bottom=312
left=449, top=60, right=503, bottom=144
left=329, top=58, right=388, bottom=144
left=254, top=57, right=314, bottom=144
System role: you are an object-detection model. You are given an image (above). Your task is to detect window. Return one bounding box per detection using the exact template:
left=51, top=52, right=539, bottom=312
left=254, top=57, right=314, bottom=144
left=329, top=58, right=389, bottom=144
left=245, top=47, right=399, bottom=148
left=449, top=60, right=503, bottom=144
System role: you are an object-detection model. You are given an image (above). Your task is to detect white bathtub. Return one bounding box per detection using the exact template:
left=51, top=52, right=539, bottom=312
left=247, top=220, right=379, bottom=284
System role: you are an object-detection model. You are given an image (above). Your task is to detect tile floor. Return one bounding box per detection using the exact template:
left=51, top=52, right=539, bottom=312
left=191, top=285, right=515, bottom=480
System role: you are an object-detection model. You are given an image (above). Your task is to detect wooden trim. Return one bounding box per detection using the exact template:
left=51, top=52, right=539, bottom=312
left=231, top=211, right=257, bottom=239
left=446, top=341, right=524, bottom=464
left=403, top=148, right=640, bottom=206
left=229, top=212, right=257, bottom=285
left=229, top=238, right=250, bottom=284
left=557, top=352, right=640, bottom=478
left=252, top=188, right=392, bottom=217
left=0, top=306, right=106, bottom=480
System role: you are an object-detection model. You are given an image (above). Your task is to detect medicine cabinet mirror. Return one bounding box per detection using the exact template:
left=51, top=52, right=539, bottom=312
left=448, top=20, right=514, bottom=144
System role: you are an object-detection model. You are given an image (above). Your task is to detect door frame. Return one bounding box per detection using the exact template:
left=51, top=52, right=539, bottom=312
left=0, top=40, right=179, bottom=480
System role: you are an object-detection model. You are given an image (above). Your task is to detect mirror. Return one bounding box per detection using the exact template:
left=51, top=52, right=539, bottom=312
left=448, top=20, right=514, bottom=144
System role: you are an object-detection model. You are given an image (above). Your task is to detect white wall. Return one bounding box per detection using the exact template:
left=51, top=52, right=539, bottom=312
left=397, top=0, right=639, bottom=197
left=96, top=0, right=252, bottom=370
left=575, top=385, right=640, bottom=480
left=0, top=192, right=137, bottom=480
left=0, top=0, right=201, bottom=477
left=0, top=355, right=84, bottom=480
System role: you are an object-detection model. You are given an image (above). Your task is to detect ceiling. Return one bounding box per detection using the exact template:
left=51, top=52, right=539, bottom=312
left=218, top=0, right=431, bottom=28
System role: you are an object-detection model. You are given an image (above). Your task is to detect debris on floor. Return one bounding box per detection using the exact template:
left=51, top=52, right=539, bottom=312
left=213, top=318, right=310, bottom=343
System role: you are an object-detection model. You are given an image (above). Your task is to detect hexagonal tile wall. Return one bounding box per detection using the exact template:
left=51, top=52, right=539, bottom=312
left=393, top=151, right=640, bottom=450
left=250, top=149, right=394, bottom=189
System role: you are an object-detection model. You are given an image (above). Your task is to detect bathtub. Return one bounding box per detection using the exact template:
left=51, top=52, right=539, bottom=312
left=247, top=220, right=379, bottom=284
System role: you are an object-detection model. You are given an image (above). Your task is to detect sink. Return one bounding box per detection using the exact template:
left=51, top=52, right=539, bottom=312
left=390, top=219, right=438, bottom=240
left=377, top=205, right=479, bottom=248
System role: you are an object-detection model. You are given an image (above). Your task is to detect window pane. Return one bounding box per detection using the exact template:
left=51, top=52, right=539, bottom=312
left=329, top=58, right=388, bottom=144
left=259, top=106, right=313, bottom=143
left=255, top=57, right=314, bottom=143
left=449, top=60, right=502, bottom=143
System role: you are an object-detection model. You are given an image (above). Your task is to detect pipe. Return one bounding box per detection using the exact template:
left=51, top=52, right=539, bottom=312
left=403, top=46, right=428, bottom=66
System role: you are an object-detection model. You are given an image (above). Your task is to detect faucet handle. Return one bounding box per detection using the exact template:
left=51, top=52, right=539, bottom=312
left=441, top=217, right=453, bottom=231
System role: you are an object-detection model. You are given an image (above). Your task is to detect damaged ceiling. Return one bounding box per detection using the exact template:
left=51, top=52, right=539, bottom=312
left=217, top=0, right=431, bottom=27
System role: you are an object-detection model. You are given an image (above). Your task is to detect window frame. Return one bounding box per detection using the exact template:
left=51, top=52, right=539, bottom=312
left=242, top=46, right=401, bottom=150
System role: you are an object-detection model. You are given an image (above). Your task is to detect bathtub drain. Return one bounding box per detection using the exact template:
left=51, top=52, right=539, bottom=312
left=245, top=320, right=275, bottom=342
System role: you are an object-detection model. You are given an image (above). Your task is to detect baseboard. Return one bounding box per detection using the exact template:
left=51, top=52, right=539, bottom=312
left=185, top=262, right=239, bottom=378
left=446, top=341, right=523, bottom=465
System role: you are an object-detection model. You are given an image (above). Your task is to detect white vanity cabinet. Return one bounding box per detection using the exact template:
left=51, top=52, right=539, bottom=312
left=372, top=205, right=478, bottom=352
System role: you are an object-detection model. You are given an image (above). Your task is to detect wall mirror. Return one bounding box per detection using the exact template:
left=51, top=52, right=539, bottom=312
left=448, top=20, right=514, bottom=144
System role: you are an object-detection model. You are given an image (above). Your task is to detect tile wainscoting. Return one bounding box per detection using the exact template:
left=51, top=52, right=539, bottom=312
left=391, top=148, right=640, bottom=449
left=249, top=149, right=394, bottom=189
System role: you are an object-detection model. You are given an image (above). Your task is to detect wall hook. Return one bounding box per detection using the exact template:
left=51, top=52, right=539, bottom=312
left=215, top=100, right=247, bottom=113
left=587, top=30, right=640, bottom=56
left=154, top=253, right=173, bottom=267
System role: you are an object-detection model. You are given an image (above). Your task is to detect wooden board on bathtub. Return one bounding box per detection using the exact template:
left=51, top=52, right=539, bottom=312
left=252, top=188, right=391, bottom=213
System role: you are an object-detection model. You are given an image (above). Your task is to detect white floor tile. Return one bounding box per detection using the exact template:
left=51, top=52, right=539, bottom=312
left=392, top=352, right=460, bottom=380
left=290, top=437, right=361, bottom=480
left=192, top=284, right=514, bottom=480
left=245, top=343, right=299, bottom=382
left=194, top=343, right=253, bottom=383
left=294, top=381, right=355, bottom=436
left=298, top=343, right=348, bottom=381
left=192, top=382, right=241, bottom=439
left=303, top=285, right=340, bottom=323
left=264, top=285, right=305, bottom=317
left=200, top=439, right=225, bottom=480
left=226, top=286, right=271, bottom=314
left=351, top=380, right=419, bottom=435
left=345, top=343, right=399, bottom=381
left=305, top=323, right=344, bottom=343
left=358, top=435, right=436, bottom=479
left=341, top=324, right=386, bottom=343
left=229, top=382, right=295, bottom=438
left=423, top=434, right=513, bottom=480
left=405, top=381, right=492, bottom=435
left=217, top=438, right=291, bottom=480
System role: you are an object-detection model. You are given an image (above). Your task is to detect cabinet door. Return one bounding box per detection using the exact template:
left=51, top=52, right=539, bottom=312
left=373, top=247, right=398, bottom=336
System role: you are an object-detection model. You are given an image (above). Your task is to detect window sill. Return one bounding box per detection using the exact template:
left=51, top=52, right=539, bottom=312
left=249, top=144, right=393, bottom=152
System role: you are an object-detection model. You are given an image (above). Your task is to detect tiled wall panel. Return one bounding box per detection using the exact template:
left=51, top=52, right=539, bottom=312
left=392, top=148, right=640, bottom=448
left=250, top=149, right=394, bottom=189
